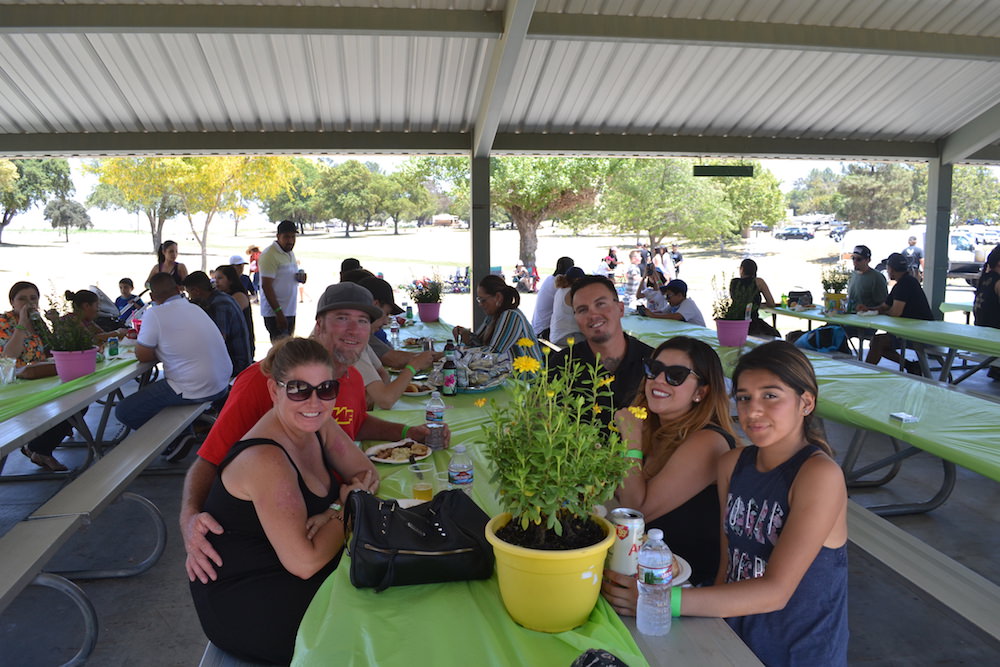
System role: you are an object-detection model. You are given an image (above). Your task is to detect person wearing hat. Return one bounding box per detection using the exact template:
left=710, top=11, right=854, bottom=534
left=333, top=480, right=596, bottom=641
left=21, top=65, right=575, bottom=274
left=259, top=220, right=306, bottom=340
left=181, top=281, right=450, bottom=585
left=859, top=252, right=933, bottom=371
left=646, top=279, right=706, bottom=327
left=358, top=276, right=441, bottom=368
left=846, top=245, right=888, bottom=313
left=228, top=254, right=256, bottom=298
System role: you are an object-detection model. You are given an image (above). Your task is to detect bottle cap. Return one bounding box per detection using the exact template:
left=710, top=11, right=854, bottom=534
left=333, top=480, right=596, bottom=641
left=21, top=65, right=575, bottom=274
left=453, top=445, right=466, bottom=453
left=647, top=528, right=663, bottom=541
left=431, top=391, right=440, bottom=398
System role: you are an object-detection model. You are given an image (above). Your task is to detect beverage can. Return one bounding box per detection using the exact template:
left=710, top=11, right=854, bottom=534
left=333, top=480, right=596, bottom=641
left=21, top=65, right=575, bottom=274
left=608, top=508, right=645, bottom=575
left=107, top=336, right=119, bottom=357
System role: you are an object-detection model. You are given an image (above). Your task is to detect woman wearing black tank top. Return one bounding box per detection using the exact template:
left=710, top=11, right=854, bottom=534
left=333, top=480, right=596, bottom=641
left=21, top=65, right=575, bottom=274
left=189, top=338, right=375, bottom=664
left=603, top=337, right=738, bottom=606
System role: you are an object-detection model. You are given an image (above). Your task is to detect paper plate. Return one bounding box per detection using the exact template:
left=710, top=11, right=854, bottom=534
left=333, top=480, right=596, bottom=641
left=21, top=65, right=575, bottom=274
left=457, top=379, right=506, bottom=394
left=672, top=554, right=692, bottom=587
left=365, top=440, right=432, bottom=464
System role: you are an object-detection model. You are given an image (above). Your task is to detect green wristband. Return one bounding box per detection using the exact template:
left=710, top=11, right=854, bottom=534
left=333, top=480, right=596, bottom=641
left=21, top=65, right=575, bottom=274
left=13, top=324, right=28, bottom=332
left=625, top=448, right=644, bottom=460
left=401, top=424, right=410, bottom=440
left=671, top=586, right=682, bottom=617
left=404, top=364, right=418, bottom=375
left=274, top=306, right=282, bottom=313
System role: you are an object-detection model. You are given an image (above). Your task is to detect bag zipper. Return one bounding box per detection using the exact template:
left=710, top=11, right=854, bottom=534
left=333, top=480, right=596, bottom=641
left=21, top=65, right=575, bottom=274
left=362, top=544, right=475, bottom=556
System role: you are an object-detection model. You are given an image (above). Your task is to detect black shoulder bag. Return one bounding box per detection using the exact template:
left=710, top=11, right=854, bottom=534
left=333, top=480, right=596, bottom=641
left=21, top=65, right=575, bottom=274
left=344, top=489, right=494, bottom=592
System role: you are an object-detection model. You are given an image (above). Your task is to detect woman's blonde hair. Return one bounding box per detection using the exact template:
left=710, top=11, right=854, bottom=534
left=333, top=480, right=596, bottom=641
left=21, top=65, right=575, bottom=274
left=260, top=337, right=334, bottom=383
left=731, top=341, right=832, bottom=456
left=632, top=336, right=736, bottom=477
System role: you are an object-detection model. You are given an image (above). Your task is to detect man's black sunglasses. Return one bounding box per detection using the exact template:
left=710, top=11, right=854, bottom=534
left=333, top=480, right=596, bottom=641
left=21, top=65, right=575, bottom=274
left=277, top=379, right=340, bottom=402
left=642, top=360, right=700, bottom=386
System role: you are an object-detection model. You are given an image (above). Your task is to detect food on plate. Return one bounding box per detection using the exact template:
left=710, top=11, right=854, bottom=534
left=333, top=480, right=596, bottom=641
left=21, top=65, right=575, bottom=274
left=404, top=337, right=425, bottom=347
left=370, top=441, right=430, bottom=462
left=404, top=382, right=433, bottom=394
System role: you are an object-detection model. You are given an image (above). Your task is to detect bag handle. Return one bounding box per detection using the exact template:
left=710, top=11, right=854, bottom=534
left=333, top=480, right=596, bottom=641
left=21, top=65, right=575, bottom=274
left=375, top=552, right=397, bottom=593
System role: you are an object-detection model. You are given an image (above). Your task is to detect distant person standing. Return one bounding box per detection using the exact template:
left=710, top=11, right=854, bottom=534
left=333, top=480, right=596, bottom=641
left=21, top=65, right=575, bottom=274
left=229, top=255, right=256, bottom=299
left=623, top=250, right=643, bottom=308
left=146, top=240, right=188, bottom=286
left=901, top=236, right=924, bottom=281
left=670, top=244, right=684, bottom=277
left=246, top=246, right=262, bottom=300
left=532, top=256, right=574, bottom=338
left=259, top=220, right=306, bottom=341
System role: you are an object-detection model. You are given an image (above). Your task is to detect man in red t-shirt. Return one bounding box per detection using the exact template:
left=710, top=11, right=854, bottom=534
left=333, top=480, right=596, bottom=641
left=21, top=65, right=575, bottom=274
left=182, top=282, right=450, bottom=583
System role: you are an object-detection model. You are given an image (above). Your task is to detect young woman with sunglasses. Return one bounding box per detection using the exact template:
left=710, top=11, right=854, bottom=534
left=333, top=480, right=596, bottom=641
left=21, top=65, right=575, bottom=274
left=632, top=342, right=847, bottom=666
left=603, top=336, right=737, bottom=595
left=189, top=337, right=375, bottom=664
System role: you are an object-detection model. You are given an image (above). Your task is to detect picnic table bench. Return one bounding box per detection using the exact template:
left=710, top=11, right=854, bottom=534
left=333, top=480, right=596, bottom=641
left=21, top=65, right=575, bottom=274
left=0, top=402, right=208, bottom=664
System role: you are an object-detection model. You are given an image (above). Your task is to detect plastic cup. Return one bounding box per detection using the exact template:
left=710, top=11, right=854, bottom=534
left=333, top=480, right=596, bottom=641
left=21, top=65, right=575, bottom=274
left=435, top=471, right=452, bottom=494
left=0, top=358, right=16, bottom=385
left=408, top=463, right=434, bottom=501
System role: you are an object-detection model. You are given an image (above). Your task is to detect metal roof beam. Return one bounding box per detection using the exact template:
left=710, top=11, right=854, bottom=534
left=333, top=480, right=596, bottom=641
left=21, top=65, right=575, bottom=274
left=0, top=5, right=501, bottom=38
left=0, top=131, right=472, bottom=158
left=528, top=14, right=1000, bottom=62
left=491, top=134, right=938, bottom=161
left=0, top=131, right=941, bottom=161
left=940, top=101, right=1000, bottom=164
left=472, top=0, right=537, bottom=159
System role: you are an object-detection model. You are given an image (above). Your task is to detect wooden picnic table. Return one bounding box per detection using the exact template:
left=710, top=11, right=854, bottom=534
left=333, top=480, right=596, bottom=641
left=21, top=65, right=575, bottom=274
left=762, top=306, right=1000, bottom=383
left=292, top=404, right=761, bottom=667
left=0, top=356, right=154, bottom=472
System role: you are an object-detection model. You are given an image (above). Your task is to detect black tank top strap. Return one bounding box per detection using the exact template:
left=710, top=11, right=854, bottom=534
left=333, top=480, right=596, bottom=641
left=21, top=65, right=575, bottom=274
left=218, top=438, right=296, bottom=474
left=701, top=423, right=737, bottom=450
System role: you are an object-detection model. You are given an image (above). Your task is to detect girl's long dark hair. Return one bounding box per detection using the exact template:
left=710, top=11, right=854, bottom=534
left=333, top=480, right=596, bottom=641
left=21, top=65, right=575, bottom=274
left=157, top=240, right=177, bottom=266
left=215, top=264, right=248, bottom=296
left=731, top=341, right=832, bottom=456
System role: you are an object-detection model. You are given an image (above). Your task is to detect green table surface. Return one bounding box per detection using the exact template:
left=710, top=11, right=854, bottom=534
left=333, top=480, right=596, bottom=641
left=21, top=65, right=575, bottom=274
left=293, top=406, right=648, bottom=666
left=762, top=307, right=1000, bottom=357
left=0, top=357, right=138, bottom=424
left=621, top=315, right=1000, bottom=483
left=939, top=301, right=973, bottom=314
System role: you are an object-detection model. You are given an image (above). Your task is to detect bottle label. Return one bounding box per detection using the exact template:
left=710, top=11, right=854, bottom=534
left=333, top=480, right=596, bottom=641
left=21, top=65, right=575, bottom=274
left=425, top=409, right=444, bottom=423
left=442, top=369, right=457, bottom=395
left=638, top=563, right=673, bottom=585
left=449, top=468, right=473, bottom=486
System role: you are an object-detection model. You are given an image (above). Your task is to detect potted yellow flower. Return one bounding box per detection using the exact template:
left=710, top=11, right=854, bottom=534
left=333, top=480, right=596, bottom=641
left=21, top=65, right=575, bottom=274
left=821, top=265, right=853, bottom=314
left=478, top=338, right=638, bottom=632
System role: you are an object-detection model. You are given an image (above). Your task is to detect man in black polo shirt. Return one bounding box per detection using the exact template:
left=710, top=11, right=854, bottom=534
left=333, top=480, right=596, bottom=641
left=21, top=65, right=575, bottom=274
left=548, top=276, right=653, bottom=426
left=859, top=252, right=934, bottom=372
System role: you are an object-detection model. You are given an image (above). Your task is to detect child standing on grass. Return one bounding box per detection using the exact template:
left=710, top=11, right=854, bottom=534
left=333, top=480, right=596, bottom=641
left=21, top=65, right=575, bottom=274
left=604, top=341, right=848, bottom=666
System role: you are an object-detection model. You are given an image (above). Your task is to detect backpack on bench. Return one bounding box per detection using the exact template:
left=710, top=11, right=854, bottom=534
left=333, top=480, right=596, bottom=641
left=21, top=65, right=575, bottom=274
left=791, top=325, right=850, bottom=354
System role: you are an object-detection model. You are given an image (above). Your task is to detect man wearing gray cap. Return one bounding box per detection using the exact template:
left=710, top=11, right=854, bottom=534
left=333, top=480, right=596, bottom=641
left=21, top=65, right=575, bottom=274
left=180, top=282, right=449, bottom=584
left=859, top=252, right=933, bottom=370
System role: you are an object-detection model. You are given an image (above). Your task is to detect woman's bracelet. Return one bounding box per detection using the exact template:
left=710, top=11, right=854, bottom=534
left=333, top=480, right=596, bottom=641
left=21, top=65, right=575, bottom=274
left=625, top=448, right=644, bottom=460
left=404, top=364, right=418, bottom=376
left=13, top=324, right=27, bottom=332
left=401, top=424, right=410, bottom=440
left=671, top=586, right=682, bottom=617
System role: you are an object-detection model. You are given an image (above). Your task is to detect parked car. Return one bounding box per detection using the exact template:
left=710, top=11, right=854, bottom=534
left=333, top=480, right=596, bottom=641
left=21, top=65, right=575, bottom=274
left=829, top=225, right=848, bottom=242
left=775, top=226, right=815, bottom=240
left=750, top=222, right=771, bottom=232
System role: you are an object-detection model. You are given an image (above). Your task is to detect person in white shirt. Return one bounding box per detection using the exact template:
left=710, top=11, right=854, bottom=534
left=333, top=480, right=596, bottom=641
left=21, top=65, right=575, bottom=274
left=532, top=256, right=574, bottom=338
left=259, top=220, right=306, bottom=340
left=114, top=273, right=232, bottom=431
left=548, top=267, right=586, bottom=346
left=644, top=279, right=706, bottom=328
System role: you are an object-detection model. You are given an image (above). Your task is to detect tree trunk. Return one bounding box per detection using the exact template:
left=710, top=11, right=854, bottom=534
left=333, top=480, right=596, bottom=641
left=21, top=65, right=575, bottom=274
left=201, top=218, right=212, bottom=272
left=393, top=218, right=400, bottom=235
left=64, top=224, right=69, bottom=242
left=343, top=222, right=351, bottom=238
left=510, top=209, right=542, bottom=270
left=0, top=209, right=15, bottom=244
left=146, top=210, right=161, bottom=252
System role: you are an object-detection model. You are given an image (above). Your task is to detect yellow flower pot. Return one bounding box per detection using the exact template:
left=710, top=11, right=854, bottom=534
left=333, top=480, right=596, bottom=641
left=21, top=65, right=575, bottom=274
left=485, top=513, right=615, bottom=633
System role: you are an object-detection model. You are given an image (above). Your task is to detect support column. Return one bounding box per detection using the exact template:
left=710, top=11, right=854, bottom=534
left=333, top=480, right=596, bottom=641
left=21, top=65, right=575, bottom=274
left=470, top=156, right=491, bottom=330
left=924, top=157, right=953, bottom=318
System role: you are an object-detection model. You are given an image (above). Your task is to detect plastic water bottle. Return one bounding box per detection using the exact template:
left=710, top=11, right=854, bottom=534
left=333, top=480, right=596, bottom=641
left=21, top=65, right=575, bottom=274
left=636, top=528, right=673, bottom=636
left=424, top=391, right=446, bottom=450
left=389, top=321, right=400, bottom=347
left=448, top=445, right=474, bottom=494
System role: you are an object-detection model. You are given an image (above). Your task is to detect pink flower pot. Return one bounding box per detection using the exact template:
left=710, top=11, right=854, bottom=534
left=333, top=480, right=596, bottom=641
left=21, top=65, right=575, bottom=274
left=51, top=347, right=99, bottom=383
left=416, top=302, right=441, bottom=322
left=715, top=319, right=750, bottom=347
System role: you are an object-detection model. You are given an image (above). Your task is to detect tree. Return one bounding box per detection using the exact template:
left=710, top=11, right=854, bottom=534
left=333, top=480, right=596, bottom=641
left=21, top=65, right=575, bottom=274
left=170, top=157, right=298, bottom=270
left=318, top=160, right=382, bottom=237
left=787, top=168, right=842, bottom=216
left=44, top=198, right=92, bottom=242
left=0, top=159, right=16, bottom=194
left=706, top=159, right=785, bottom=237
left=85, top=161, right=185, bottom=252
left=259, top=158, right=330, bottom=228
left=836, top=162, right=914, bottom=229
left=0, top=159, right=73, bottom=244
left=600, top=158, right=731, bottom=247
left=951, top=165, right=1000, bottom=224
left=411, top=156, right=606, bottom=269
left=379, top=170, right=435, bottom=235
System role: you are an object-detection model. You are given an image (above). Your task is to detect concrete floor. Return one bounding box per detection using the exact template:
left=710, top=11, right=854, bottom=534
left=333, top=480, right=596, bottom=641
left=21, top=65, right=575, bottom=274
left=2, top=363, right=999, bottom=666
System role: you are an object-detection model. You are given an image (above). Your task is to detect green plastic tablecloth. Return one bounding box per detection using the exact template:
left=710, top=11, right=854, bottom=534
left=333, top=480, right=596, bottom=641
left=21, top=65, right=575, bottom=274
left=292, top=406, right=648, bottom=667
left=620, top=316, right=1000, bottom=483
left=0, top=358, right=137, bottom=424
left=764, top=307, right=1000, bottom=357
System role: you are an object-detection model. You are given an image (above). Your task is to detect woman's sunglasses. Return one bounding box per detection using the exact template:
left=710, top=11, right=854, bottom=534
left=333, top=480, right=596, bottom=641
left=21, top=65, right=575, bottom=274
left=277, top=379, right=340, bottom=402
left=642, top=360, right=700, bottom=386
